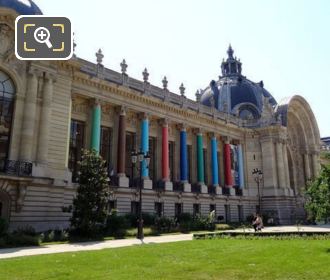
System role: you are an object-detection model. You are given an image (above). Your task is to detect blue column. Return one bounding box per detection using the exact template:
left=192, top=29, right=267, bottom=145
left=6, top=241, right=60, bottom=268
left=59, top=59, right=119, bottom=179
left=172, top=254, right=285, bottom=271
left=90, top=103, right=101, bottom=153
left=238, top=144, right=245, bottom=188
left=141, top=117, right=149, bottom=178
left=211, top=137, right=219, bottom=186
left=180, top=129, right=188, bottom=182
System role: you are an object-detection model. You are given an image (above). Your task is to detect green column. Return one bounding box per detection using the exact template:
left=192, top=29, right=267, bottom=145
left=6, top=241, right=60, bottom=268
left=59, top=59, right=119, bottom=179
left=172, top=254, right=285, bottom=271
left=91, top=103, right=101, bottom=153
left=197, top=133, right=204, bottom=184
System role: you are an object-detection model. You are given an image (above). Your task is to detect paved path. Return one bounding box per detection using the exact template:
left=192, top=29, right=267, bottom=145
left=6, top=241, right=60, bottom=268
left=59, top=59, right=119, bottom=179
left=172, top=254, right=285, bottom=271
left=1, top=225, right=330, bottom=259
left=0, top=234, right=193, bottom=260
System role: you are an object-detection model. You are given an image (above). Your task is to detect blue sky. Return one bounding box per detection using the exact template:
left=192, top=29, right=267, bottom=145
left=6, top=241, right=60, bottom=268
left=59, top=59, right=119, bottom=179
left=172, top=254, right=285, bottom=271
left=37, top=0, right=329, bottom=137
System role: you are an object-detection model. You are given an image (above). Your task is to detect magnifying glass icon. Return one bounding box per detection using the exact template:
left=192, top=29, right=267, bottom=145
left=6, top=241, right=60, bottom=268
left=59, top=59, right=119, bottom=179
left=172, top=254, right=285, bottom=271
left=34, top=27, right=53, bottom=49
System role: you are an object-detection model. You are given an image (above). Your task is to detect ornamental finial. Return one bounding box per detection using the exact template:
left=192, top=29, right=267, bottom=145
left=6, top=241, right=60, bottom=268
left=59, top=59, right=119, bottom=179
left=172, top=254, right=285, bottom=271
left=227, top=44, right=234, bottom=59
left=120, top=59, right=128, bottom=74
left=179, top=83, right=185, bottom=96
left=142, top=68, right=149, bottom=83
left=96, top=49, right=104, bottom=64
left=162, top=76, right=168, bottom=90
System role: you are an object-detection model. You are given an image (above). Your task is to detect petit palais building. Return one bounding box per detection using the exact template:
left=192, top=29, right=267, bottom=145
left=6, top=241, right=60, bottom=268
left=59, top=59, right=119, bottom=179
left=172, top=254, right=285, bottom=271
left=0, top=0, right=321, bottom=231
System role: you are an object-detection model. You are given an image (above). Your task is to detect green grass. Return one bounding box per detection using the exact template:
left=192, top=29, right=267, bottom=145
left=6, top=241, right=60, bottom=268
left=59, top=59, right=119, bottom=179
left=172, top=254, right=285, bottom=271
left=1, top=239, right=330, bottom=279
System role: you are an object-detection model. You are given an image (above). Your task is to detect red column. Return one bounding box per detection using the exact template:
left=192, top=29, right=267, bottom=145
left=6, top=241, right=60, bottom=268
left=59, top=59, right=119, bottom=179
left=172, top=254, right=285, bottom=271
left=224, top=142, right=233, bottom=186
left=162, top=122, right=169, bottom=181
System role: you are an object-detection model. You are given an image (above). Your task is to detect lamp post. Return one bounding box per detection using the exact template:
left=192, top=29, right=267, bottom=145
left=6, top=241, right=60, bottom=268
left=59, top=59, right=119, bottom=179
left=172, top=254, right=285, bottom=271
left=131, top=150, right=151, bottom=240
left=252, top=168, right=263, bottom=214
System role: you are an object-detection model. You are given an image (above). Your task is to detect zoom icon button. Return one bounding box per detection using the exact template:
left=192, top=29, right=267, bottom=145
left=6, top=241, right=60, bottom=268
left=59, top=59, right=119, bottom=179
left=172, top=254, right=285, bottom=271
left=15, top=16, right=73, bottom=60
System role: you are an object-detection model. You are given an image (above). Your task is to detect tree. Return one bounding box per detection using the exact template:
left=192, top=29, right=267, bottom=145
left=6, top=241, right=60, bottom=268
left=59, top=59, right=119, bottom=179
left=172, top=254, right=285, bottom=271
left=70, top=149, right=109, bottom=237
left=305, top=165, right=330, bottom=223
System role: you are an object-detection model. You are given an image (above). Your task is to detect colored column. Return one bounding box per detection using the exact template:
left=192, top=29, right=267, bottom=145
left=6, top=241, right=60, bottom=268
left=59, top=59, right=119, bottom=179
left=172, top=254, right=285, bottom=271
left=141, top=117, right=149, bottom=178
left=162, top=121, right=169, bottom=181
left=180, top=128, right=188, bottom=182
left=117, top=108, right=126, bottom=176
left=90, top=102, right=101, bottom=153
left=237, top=144, right=245, bottom=188
left=224, top=141, right=233, bottom=186
left=211, top=136, right=219, bottom=186
left=197, top=133, right=204, bottom=184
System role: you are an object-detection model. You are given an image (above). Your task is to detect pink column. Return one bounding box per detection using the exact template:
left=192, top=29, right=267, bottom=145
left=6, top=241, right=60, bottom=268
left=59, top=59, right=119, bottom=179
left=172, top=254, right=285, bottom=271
left=224, top=141, right=233, bottom=187
left=162, top=121, right=169, bottom=181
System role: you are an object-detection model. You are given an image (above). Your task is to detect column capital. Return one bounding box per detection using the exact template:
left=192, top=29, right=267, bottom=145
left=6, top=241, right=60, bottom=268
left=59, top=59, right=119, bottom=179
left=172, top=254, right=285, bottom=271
left=45, top=72, right=56, bottom=83
left=158, top=118, right=169, bottom=127
left=222, top=136, right=231, bottom=144
left=138, top=112, right=149, bottom=120
left=115, top=105, right=126, bottom=116
left=192, top=127, right=203, bottom=135
left=28, top=67, right=42, bottom=78
left=177, top=123, right=187, bottom=131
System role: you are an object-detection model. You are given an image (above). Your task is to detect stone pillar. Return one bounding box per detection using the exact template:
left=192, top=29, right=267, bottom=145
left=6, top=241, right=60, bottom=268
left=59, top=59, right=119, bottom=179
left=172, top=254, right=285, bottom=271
left=260, top=138, right=278, bottom=191
left=282, top=144, right=290, bottom=190
left=276, top=141, right=286, bottom=188
left=237, top=144, right=245, bottom=189
left=37, top=73, right=54, bottom=164
left=20, top=70, right=39, bottom=162
left=224, top=140, right=233, bottom=187
left=312, top=152, right=320, bottom=178
left=211, top=136, right=219, bottom=187
left=90, top=101, right=101, bottom=153
left=303, top=153, right=311, bottom=182
left=140, top=114, right=149, bottom=179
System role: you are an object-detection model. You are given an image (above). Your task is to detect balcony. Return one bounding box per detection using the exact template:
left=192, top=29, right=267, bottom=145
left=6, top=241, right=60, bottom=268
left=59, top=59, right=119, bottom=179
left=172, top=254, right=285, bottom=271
left=129, top=177, right=143, bottom=188
left=2, top=160, right=33, bottom=177
left=235, top=186, right=243, bottom=196
left=153, top=180, right=165, bottom=191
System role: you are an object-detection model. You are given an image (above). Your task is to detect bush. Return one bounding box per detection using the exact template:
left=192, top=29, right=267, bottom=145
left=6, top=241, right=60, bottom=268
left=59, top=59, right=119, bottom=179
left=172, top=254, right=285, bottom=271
left=123, top=212, right=156, bottom=227
left=105, top=211, right=130, bottom=238
left=40, top=229, right=69, bottom=243
left=177, top=213, right=215, bottom=232
left=13, top=225, right=37, bottom=236
left=0, top=218, right=8, bottom=237
left=153, top=216, right=177, bottom=233
left=177, top=213, right=193, bottom=233
left=5, top=233, right=40, bottom=247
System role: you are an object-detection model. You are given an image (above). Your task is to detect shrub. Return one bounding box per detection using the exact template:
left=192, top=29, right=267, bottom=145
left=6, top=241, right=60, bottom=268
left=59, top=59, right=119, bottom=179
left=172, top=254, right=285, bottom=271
left=153, top=216, right=177, bottom=233
left=0, top=218, right=8, bottom=237
left=105, top=211, right=130, bottom=238
left=40, top=229, right=69, bottom=243
left=5, top=233, right=40, bottom=247
left=13, top=225, right=37, bottom=236
left=177, top=213, right=193, bottom=233
left=123, top=212, right=156, bottom=227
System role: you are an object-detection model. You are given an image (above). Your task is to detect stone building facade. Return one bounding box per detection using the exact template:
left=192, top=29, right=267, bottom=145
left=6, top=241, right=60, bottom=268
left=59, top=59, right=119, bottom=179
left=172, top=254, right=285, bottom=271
left=0, top=1, right=321, bottom=231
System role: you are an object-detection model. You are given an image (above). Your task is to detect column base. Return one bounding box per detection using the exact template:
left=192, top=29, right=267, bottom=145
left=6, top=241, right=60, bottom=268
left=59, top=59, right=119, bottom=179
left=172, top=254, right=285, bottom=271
left=165, top=181, right=173, bottom=191
left=118, top=176, right=129, bottom=188
left=143, top=179, right=153, bottom=189
left=200, top=184, right=208, bottom=194
left=229, top=187, right=236, bottom=196
left=183, top=182, right=191, bottom=192
left=216, top=186, right=222, bottom=195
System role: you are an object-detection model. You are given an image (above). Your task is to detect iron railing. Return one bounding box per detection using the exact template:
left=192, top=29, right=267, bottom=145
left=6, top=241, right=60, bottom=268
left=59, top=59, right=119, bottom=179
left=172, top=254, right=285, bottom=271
left=3, top=160, right=33, bottom=177
left=173, top=181, right=184, bottom=192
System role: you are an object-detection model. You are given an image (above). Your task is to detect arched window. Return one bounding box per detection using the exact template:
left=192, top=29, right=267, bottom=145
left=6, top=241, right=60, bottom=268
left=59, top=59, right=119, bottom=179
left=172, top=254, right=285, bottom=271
left=0, top=71, right=15, bottom=171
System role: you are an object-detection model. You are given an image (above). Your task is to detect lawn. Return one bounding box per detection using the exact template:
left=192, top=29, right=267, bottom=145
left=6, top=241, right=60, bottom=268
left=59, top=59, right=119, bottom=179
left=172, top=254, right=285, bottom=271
left=1, top=239, right=330, bottom=280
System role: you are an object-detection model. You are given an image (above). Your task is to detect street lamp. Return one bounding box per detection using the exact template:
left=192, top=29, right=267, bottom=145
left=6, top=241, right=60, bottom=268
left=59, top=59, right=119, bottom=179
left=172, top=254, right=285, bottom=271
left=131, top=149, right=151, bottom=240
left=252, top=168, right=263, bottom=214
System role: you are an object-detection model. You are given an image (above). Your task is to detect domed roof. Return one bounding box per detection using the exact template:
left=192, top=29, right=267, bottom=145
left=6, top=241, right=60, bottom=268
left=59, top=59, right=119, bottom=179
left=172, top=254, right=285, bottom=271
left=201, top=45, right=277, bottom=120
left=0, top=0, right=42, bottom=15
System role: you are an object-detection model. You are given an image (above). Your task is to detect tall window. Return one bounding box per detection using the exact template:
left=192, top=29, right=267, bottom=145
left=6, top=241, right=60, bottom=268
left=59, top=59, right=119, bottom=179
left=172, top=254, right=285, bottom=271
left=193, top=203, right=200, bottom=216
left=154, top=202, right=163, bottom=217
left=175, top=203, right=182, bottom=218
left=238, top=205, right=244, bottom=223
left=0, top=71, right=15, bottom=171
left=69, top=120, right=85, bottom=181
left=203, top=148, right=208, bottom=185
left=100, top=127, right=112, bottom=174
left=125, top=132, right=136, bottom=185
left=225, top=205, right=231, bottom=223
left=169, top=141, right=175, bottom=182
left=187, top=145, right=192, bottom=183
left=131, top=201, right=139, bottom=215
left=149, top=137, right=157, bottom=182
